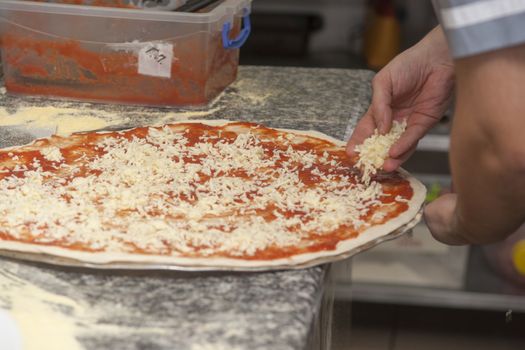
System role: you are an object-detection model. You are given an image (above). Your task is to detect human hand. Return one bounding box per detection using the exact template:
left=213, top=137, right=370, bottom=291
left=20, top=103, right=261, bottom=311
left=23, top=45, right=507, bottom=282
left=347, top=26, right=455, bottom=172
left=424, top=193, right=468, bottom=245
left=426, top=192, right=525, bottom=246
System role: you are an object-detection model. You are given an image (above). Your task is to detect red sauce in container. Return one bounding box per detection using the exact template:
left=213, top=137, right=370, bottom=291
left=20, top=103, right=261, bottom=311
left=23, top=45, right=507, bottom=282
left=0, top=14, right=241, bottom=106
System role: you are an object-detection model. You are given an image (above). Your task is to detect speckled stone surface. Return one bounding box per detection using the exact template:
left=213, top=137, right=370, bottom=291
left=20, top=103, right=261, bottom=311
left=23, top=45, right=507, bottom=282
left=0, top=66, right=374, bottom=350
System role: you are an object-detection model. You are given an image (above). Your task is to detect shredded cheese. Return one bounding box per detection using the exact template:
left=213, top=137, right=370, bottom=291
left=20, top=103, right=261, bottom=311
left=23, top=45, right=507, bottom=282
left=40, top=146, right=64, bottom=163
left=354, top=120, right=407, bottom=185
left=0, top=124, right=406, bottom=257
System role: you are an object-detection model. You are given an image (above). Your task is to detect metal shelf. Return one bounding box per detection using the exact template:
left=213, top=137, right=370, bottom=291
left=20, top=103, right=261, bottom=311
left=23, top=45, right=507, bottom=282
left=416, top=134, right=450, bottom=152
left=415, top=119, right=451, bottom=152
left=335, top=247, right=525, bottom=312
left=336, top=282, right=525, bottom=312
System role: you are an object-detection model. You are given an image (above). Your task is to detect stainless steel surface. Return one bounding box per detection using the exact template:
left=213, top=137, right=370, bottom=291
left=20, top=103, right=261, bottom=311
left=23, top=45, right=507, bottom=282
left=336, top=282, right=525, bottom=312
left=335, top=246, right=525, bottom=312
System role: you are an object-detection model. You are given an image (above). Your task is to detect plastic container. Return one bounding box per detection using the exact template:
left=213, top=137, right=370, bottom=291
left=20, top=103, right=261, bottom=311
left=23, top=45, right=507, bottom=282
left=21, top=0, right=143, bottom=9
left=0, top=0, right=252, bottom=106
left=20, top=0, right=185, bottom=10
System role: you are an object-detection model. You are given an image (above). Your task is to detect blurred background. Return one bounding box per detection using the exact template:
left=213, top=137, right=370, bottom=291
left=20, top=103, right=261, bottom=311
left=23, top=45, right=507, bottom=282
left=241, top=0, right=437, bottom=70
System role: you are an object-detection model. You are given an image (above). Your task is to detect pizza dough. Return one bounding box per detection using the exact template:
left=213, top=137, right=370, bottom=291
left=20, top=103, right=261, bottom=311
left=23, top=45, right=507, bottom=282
left=0, top=120, right=426, bottom=269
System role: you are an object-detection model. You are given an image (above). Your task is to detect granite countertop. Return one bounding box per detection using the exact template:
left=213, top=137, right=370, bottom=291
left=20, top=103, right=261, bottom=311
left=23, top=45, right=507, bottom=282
left=0, top=66, right=373, bottom=350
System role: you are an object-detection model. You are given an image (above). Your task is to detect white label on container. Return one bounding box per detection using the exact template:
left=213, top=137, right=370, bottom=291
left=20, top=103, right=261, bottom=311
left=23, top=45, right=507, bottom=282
left=138, top=43, right=173, bottom=78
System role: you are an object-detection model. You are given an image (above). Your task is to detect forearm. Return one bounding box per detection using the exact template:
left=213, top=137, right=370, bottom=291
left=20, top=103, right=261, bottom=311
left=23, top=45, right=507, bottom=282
left=450, top=46, right=525, bottom=243
left=450, top=110, right=525, bottom=243
left=416, top=25, right=453, bottom=68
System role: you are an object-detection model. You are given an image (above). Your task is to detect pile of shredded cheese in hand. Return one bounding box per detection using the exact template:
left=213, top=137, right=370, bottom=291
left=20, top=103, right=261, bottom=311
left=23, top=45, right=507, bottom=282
left=354, top=120, right=407, bottom=185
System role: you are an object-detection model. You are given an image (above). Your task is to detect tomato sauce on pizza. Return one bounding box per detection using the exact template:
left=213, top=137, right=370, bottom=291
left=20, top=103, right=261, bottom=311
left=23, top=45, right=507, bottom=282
left=0, top=121, right=416, bottom=262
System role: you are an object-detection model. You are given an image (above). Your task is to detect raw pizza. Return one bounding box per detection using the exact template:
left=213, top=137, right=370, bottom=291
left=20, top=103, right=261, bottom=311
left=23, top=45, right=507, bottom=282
left=0, top=120, right=425, bottom=269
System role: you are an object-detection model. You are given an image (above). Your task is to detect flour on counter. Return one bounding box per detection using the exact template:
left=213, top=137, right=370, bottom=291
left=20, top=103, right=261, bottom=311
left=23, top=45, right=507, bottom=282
left=231, top=78, right=273, bottom=106
left=0, top=270, right=85, bottom=350
left=159, top=106, right=223, bottom=124
left=0, top=269, right=171, bottom=350
left=191, top=343, right=244, bottom=350
left=0, top=106, right=128, bottom=136
left=0, top=103, right=225, bottom=138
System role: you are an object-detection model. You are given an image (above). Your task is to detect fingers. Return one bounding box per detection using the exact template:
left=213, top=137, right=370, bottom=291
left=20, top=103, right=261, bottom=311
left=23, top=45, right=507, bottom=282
left=349, top=116, right=430, bottom=171
left=389, top=121, right=428, bottom=159
left=382, top=144, right=417, bottom=172
left=381, top=119, right=435, bottom=171
left=346, top=73, right=394, bottom=156
left=346, top=109, right=376, bottom=157
left=370, top=74, right=393, bottom=134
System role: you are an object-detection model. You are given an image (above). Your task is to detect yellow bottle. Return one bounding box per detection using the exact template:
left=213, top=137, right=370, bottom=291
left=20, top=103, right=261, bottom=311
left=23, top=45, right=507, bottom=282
left=512, top=240, right=525, bottom=276
left=363, top=0, right=401, bottom=70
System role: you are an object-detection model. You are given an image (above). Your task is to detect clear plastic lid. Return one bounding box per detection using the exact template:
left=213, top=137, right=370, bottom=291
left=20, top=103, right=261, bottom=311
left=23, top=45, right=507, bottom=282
left=0, top=0, right=251, bottom=23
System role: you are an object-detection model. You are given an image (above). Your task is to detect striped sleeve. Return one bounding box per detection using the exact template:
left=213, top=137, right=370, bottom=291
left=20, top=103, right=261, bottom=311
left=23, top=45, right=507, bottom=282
left=432, top=0, right=525, bottom=58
